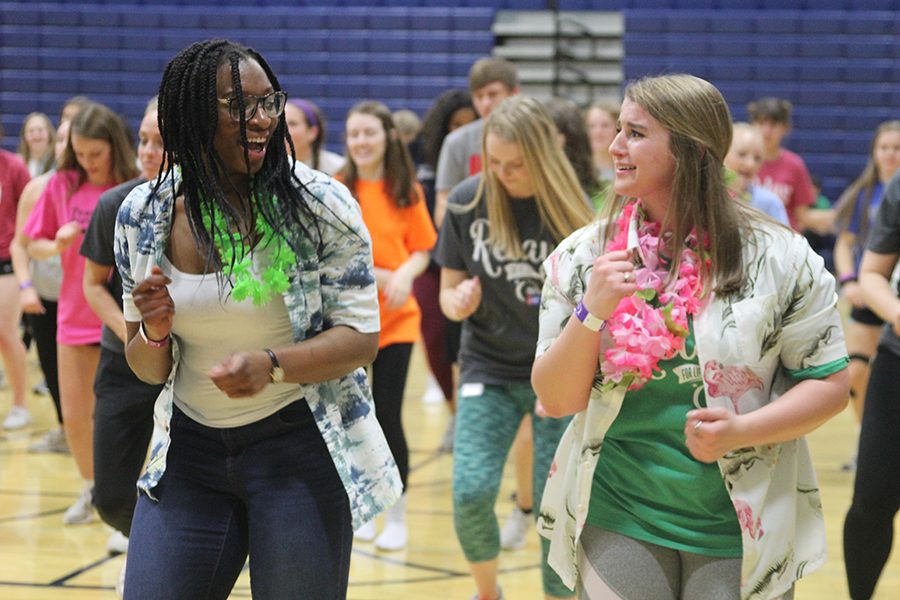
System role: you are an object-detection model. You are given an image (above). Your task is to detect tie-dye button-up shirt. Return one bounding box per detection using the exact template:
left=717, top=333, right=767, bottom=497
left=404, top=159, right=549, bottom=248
left=536, top=213, right=848, bottom=600
left=114, top=163, right=402, bottom=529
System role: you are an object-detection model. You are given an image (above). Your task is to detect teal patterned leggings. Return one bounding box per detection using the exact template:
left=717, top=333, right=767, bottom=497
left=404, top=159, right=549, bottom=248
left=452, top=381, right=573, bottom=597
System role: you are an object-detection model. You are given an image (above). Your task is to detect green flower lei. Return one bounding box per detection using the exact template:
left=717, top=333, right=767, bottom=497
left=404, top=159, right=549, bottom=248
left=200, top=196, right=296, bottom=305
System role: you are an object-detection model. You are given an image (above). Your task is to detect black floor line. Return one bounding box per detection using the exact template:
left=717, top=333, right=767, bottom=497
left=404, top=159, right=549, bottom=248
left=409, top=448, right=447, bottom=472
left=0, top=507, right=67, bottom=524
left=0, top=581, right=112, bottom=591
left=0, top=488, right=78, bottom=499
left=406, top=477, right=451, bottom=489
left=352, top=547, right=468, bottom=576
left=48, top=554, right=116, bottom=586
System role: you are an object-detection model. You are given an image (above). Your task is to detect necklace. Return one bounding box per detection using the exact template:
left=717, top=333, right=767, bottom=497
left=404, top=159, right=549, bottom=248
left=599, top=201, right=707, bottom=391
left=200, top=196, right=296, bottom=305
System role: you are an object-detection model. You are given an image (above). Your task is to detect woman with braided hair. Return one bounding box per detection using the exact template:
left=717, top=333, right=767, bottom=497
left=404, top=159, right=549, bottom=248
left=114, top=39, right=400, bottom=599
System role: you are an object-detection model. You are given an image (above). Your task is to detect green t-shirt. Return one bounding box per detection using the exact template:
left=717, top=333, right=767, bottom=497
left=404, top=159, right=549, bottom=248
left=587, top=324, right=743, bottom=557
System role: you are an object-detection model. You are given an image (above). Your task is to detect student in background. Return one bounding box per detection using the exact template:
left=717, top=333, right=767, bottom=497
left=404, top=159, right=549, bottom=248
left=843, top=169, right=900, bottom=600
left=434, top=57, right=519, bottom=228
left=81, top=98, right=167, bottom=565
left=724, top=122, right=789, bottom=225
left=18, top=112, right=55, bottom=177
left=339, top=100, right=437, bottom=551
left=393, top=108, right=422, bottom=147
left=585, top=100, right=619, bottom=186
left=833, top=121, right=900, bottom=450
left=11, top=96, right=93, bottom=449
left=435, top=58, right=537, bottom=552
left=283, top=97, right=345, bottom=175
left=11, top=117, right=72, bottom=449
left=0, top=122, right=33, bottom=431
left=747, top=96, right=833, bottom=234
left=436, top=96, right=593, bottom=600
left=23, top=102, right=139, bottom=525
left=544, top=97, right=603, bottom=208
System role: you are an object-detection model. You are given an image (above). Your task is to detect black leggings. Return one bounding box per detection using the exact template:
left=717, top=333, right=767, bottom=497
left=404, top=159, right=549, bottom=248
left=844, top=347, right=900, bottom=600
left=371, top=343, right=412, bottom=490
left=93, top=348, right=161, bottom=535
left=25, top=299, right=62, bottom=424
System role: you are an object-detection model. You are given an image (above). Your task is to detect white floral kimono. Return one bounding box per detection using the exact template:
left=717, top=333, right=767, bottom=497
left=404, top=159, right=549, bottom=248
left=114, top=164, right=402, bottom=531
left=536, top=215, right=848, bottom=600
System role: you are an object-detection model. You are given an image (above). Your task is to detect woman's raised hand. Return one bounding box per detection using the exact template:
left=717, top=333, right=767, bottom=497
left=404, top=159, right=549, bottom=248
left=449, top=276, right=482, bottom=321
left=132, top=266, right=175, bottom=341
left=384, top=269, right=414, bottom=310
left=581, top=249, right=638, bottom=319
left=54, top=221, right=82, bottom=253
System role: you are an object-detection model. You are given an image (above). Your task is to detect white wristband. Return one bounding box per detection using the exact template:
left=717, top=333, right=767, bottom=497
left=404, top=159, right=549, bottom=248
left=573, top=301, right=606, bottom=332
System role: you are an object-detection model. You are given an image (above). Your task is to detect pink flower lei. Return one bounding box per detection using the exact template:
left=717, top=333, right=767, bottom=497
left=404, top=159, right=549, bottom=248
left=599, top=201, right=708, bottom=391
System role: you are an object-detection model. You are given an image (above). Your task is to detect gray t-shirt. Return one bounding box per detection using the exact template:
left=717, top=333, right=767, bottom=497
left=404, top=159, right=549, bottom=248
left=435, top=119, right=485, bottom=193
left=433, top=175, right=555, bottom=385
left=80, top=177, right=145, bottom=354
left=865, top=173, right=900, bottom=357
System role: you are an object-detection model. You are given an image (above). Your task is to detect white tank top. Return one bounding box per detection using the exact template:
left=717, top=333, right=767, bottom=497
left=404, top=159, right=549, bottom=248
left=162, top=247, right=302, bottom=428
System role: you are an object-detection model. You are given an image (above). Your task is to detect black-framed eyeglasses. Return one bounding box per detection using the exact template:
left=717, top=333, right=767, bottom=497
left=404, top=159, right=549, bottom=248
left=217, top=91, right=287, bottom=122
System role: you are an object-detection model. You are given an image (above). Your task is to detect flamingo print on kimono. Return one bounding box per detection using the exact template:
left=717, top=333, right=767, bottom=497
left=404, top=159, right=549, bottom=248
left=733, top=498, right=765, bottom=540
left=702, top=360, right=765, bottom=414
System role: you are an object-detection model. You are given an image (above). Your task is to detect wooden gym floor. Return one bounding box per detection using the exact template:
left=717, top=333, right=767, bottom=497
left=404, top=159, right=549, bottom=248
left=0, top=345, right=898, bottom=599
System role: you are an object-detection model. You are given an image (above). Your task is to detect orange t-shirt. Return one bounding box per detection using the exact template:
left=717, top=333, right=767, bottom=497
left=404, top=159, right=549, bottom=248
left=343, top=178, right=437, bottom=348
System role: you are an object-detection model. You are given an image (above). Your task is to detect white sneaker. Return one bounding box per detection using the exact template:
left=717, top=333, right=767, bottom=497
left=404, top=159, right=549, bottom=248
left=107, top=531, right=129, bottom=555
left=116, top=557, right=126, bottom=598
left=354, top=520, right=376, bottom=542
left=499, top=506, right=530, bottom=550
left=3, top=405, right=31, bottom=430
left=375, top=494, right=407, bottom=551
left=27, top=429, right=69, bottom=454
left=421, top=375, right=445, bottom=404
left=375, top=521, right=407, bottom=551
left=63, top=484, right=96, bottom=525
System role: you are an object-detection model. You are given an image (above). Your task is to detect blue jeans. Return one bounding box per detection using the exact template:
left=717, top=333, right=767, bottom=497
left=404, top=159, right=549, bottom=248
left=124, top=400, right=352, bottom=600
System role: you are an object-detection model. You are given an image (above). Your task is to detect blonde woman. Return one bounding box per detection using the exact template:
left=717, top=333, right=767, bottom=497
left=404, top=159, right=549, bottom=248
left=585, top=101, right=619, bottom=184
left=23, top=103, right=139, bottom=524
left=10, top=118, right=72, bottom=445
left=435, top=95, right=594, bottom=600
left=833, top=121, right=900, bottom=424
left=18, top=112, right=55, bottom=177
left=533, top=75, right=848, bottom=600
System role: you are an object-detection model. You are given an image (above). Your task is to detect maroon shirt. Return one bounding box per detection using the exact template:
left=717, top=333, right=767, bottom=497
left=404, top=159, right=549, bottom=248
left=755, top=148, right=815, bottom=232
left=0, top=149, right=31, bottom=259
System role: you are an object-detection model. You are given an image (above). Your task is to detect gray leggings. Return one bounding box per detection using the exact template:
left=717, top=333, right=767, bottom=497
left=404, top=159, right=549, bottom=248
left=578, top=526, right=790, bottom=600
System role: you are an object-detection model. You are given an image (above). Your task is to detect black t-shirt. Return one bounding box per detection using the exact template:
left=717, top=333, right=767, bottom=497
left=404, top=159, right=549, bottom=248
left=434, top=175, right=556, bottom=385
left=80, top=177, right=145, bottom=354
left=865, top=172, right=900, bottom=357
